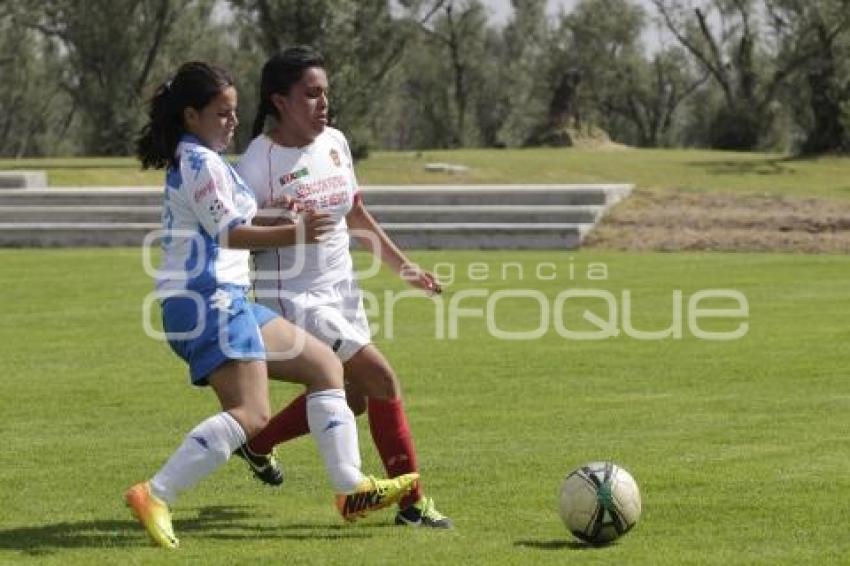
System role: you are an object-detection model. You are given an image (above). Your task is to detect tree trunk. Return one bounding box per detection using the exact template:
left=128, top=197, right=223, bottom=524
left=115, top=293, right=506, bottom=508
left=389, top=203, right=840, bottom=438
left=802, top=23, right=848, bottom=154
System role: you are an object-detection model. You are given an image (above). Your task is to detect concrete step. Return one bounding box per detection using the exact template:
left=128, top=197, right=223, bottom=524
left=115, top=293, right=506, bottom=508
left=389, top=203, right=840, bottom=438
left=0, top=184, right=630, bottom=207
left=0, top=222, right=588, bottom=248
left=0, top=188, right=161, bottom=206
left=0, top=223, right=158, bottom=247
left=368, top=205, right=601, bottom=224
left=0, top=184, right=632, bottom=248
left=380, top=223, right=587, bottom=249
left=0, top=206, right=162, bottom=223
left=0, top=204, right=601, bottom=224
left=362, top=185, right=625, bottom=206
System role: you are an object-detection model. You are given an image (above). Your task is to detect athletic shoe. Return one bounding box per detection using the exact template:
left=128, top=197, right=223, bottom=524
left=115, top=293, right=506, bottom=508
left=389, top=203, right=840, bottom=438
left=395, top=496, right=454, bottom=529
left=336, top=473, right=419, bottom=522
left=233, top=444, right=284, bottom=486
left=124, top=482, right=179, bottom=549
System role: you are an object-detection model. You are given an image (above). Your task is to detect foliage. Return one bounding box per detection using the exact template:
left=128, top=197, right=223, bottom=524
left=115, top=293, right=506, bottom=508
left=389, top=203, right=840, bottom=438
left=2, top=0, right=850, bottom=156
left=652, top=0, right=850, bottom=152
left=766, top=0, right=850, bottom=153
left=16, top=0, right=198, bottom=155
left=0, top=10, right=70, bottom=156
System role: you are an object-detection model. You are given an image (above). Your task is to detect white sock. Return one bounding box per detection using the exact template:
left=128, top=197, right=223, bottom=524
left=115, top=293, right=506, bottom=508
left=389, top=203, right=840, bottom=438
left=149, top=411, right=246, bottom=504
left=306, top=389, right=364, bottom=493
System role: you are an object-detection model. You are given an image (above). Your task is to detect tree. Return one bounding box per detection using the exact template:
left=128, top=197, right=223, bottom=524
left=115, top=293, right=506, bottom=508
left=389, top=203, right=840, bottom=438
left=412, top=0, right=490, bottom=147
left=0, top=7, right=71, bottom=156
left=534, top=0, right=650, bottom=146
left=18, top=0, right=206, bottom=156
left=497, top=0, right=552, bottom=147
left=766, top=0, right=850, bottom=153
left=649, top=0, right=846, bottom=150
left=602, top=46, right=709, bottom=147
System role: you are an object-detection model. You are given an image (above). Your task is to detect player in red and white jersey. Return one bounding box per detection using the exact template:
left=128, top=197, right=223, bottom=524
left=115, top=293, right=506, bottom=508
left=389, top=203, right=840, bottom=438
left=236, top=46, right=452, bottom=528
left=238, top=125, right=358, bottom=293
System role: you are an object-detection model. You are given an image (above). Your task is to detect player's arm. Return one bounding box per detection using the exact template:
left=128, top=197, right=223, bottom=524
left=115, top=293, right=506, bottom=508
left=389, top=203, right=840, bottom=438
left=250, top=193, right=300, bottom=226
left=346, top=196, right=441, bottom=295
left=226, top=211, right=333, bottom=249
left=186, top=153, right=332, bottom=250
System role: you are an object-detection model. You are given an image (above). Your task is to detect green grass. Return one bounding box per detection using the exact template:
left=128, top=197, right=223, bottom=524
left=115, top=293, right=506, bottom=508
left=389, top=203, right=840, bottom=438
left=2, top=148, right=849, bottom=199
left=1, top=249, right=848, bottom=564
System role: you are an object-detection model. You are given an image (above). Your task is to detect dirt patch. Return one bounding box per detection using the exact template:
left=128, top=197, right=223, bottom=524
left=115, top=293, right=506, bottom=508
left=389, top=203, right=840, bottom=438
left=584, top=189, right=850, bottom=253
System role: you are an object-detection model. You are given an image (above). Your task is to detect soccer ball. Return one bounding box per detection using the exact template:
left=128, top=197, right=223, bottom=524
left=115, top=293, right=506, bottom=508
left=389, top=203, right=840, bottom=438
left=558, top=461, right=641, bottom=545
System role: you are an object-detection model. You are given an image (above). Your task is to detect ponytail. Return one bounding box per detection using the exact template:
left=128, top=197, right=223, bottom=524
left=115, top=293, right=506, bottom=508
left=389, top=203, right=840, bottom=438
left=136, top=82, right=181, bottom=169
left=251, top=98, right=272, bottom=138
left=136, top=62, right=234, bottom=170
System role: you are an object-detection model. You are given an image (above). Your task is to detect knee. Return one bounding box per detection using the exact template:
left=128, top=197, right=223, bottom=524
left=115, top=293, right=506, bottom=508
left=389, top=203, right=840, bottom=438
left=352, top=365, right=401, bottom=402
left=366, top=366, right=400, bottom=399
left=315, top=355, right=345, bottom=391
left=233, top=408, right=270, bottom=440
left=346, top=391, right=367, bottom=416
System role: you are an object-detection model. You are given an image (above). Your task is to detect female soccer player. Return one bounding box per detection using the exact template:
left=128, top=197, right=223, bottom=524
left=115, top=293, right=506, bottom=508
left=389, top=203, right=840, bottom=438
left=236, top=47, right=451, bottom=529
left=125, top=61, right=416, bottom=549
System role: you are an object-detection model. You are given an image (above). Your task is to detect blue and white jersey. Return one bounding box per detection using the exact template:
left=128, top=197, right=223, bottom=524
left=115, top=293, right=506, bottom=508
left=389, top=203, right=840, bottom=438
left=156, top=135, right=257, bottom=294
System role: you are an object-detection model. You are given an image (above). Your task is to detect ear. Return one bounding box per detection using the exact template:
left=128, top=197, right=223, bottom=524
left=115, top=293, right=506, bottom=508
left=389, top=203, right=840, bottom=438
left=270, top=93, right=288, bottom=116
left=183, top=107, right=200, bottom=130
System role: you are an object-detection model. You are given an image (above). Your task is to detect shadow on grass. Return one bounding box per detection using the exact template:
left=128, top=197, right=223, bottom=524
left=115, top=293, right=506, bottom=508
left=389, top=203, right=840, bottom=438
left=514, top=539, right=613, bottom=551
left=0, top=505, right=370, bottom=555
left=684, top=157, right=794, bottom=177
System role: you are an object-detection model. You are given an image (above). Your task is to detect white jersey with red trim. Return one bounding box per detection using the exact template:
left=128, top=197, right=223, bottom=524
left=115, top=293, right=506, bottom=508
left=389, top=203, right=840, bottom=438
left=156, top=134, right=257, bottom=293
left=236, top=128, right=360, bottom=292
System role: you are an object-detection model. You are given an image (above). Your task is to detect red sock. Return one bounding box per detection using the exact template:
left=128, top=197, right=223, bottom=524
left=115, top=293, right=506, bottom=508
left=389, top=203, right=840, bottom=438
left=368, top=397, right=421, bottom=508
left=247, top=394, right=310, bottom=455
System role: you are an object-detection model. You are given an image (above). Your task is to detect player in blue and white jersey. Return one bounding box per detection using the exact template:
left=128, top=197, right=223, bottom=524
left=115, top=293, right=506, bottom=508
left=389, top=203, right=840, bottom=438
left=124, top=62, right=416, bottom=549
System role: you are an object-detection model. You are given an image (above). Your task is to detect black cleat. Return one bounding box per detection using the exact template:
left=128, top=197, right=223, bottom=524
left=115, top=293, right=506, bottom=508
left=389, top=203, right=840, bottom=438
left=395, top=497, right=453, bottom=529
left=233, top=444, right=284, bottom=486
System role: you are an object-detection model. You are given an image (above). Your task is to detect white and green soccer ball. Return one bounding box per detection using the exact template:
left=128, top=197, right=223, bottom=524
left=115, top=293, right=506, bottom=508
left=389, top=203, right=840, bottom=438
left=558, top=461, right=641, bottom=545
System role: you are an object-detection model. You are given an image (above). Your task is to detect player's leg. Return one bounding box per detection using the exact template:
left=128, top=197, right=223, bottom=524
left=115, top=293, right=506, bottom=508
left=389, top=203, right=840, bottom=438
left=250, top=313, right=418, bottom=519
left=126, top=359, right=266, bottom=549
left=126, top=291, right=272, bottom=548
left=338, top=279, right=451, bottom=528
left=344, top=345, right=452, bottom=529
left=244, top=303, right=359, bottom=457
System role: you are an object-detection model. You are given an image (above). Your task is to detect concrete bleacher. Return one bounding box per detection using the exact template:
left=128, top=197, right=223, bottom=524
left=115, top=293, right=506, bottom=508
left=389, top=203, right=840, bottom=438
left=0, top=171, right=47, bottom=189
left=0, top=184, right=632, bottom=248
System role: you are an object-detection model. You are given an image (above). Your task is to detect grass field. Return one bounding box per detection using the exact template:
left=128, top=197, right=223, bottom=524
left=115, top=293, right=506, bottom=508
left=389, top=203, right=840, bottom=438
left=2, top=148, right=849, bottom=199
left=1, top=248, right=848, bottom=565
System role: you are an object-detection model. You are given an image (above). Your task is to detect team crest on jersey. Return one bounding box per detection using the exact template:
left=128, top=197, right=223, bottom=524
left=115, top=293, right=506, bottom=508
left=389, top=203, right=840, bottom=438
left=280, top=167, right=309, bottom=186
left=329, top=148, right=341, bottom=167
left=209, top=198, right=226, bottom=223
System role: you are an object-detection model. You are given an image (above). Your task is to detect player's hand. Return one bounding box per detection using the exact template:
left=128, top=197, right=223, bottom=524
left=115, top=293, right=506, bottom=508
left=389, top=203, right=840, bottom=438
left=255, top=195, right=301, bottom=226
left=299, top=210, right=335, bottom=243
left=400, top=264, right=442, bottom=295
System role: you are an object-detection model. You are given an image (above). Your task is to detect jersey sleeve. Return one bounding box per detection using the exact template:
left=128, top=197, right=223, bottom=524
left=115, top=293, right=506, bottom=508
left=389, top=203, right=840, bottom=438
left=181, top=148, right=247, bottom=237
left=235, top=142, right=271, bottom=207
left=339, top=134, right=362, bottom=204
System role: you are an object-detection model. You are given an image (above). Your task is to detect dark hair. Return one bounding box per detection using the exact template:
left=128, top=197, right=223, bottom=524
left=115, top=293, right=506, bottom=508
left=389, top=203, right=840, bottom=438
left=136, top=62, right=234, bottom=169
left=251, top=45, right=325, bottom=138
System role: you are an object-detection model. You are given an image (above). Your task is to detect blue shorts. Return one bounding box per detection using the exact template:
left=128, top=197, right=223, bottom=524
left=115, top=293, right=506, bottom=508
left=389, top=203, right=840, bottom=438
left=161, top=285, right=279, bottom=386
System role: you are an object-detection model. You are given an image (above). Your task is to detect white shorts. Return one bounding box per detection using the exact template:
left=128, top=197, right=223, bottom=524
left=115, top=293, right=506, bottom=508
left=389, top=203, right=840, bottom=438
left=256, top=278, right=371, bottom=363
